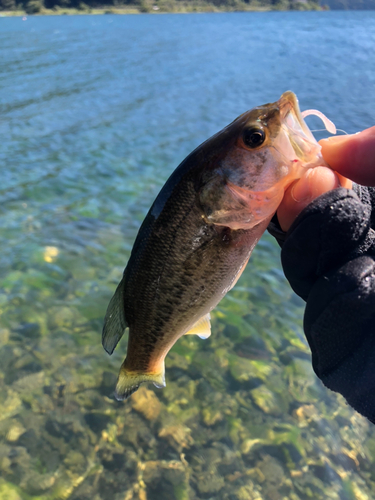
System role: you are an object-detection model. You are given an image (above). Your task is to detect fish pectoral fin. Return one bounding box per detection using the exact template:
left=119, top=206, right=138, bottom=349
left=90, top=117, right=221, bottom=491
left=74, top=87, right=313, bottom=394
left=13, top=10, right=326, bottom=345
left=184, top=313, right=211, bottom=340
left=102, top=278, right=128, bottom=355
left=115, top=363, right=166, bottom=401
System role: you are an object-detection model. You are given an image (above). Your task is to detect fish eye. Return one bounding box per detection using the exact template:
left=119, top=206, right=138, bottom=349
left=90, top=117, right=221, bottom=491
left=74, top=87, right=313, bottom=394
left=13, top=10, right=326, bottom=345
left=242, top=127, right=265, bottom=149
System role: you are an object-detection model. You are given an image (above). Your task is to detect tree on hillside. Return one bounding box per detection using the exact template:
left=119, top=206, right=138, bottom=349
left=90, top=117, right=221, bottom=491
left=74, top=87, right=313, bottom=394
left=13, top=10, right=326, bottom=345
left=0, top=0, right=16, bottom=10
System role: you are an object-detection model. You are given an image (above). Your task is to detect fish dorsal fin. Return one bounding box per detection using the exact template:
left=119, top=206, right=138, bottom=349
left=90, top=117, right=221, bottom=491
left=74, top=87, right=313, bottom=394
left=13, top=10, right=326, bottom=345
left=102, top=278, right=128, bottom=355
left=115, top=362, right=166, bottom=401
left=185, top=313, right=211, bottom=340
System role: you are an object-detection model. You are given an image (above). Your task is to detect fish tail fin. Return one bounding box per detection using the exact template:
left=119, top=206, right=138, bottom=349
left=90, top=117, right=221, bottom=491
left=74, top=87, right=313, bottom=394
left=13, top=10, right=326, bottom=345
left=102, top=278, right=128, bottom=355
left=114, top=362, right=166, bottom=401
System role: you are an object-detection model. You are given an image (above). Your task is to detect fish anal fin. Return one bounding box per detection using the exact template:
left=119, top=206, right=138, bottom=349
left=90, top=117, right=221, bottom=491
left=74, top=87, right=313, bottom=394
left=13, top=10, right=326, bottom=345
left=114, top=362, right=166, bottom=401
left=185, top=313, right=211, bottom=340
left=102, top=278, right=128, bottom=355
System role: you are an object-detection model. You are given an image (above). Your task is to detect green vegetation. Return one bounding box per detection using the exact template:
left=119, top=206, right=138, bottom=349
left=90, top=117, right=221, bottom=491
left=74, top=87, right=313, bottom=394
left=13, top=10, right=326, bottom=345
left=324, top=0, right=375, bottom=8
left=1, top=0, right=373, bottom=17
left=0, top=0, right=323, bottom=15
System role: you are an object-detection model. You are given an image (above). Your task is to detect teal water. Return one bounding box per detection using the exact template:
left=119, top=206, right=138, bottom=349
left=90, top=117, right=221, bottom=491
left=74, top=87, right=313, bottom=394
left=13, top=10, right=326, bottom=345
left=1, top=12, right=375, bottom=500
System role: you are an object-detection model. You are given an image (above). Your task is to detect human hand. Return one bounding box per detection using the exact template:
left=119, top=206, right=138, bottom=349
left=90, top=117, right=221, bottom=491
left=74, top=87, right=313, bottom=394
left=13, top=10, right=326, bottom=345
left=268, top=126, right=375, bottom=423
left=277, top=126, right=375, bottom=231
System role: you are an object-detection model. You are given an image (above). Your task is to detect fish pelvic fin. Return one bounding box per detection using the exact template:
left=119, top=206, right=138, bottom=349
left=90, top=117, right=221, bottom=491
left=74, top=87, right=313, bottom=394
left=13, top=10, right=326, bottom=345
left=102, top=278, right=128, bottom=355
left=184, top=313, right=211, bottom=340
left=114, top=363, right=166, bottom=401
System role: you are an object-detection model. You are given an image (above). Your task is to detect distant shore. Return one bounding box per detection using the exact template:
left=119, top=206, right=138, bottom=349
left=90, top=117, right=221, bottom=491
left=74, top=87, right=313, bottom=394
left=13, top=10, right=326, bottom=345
left=0, top=2, right=324, bottom=16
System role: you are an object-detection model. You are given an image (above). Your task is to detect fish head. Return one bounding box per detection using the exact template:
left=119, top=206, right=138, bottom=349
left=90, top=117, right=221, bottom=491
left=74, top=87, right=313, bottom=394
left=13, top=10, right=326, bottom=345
left=199, top=91, right=332, bottom=230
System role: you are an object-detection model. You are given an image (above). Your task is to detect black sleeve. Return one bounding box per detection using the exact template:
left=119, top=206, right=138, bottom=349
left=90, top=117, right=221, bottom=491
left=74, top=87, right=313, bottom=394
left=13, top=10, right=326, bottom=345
left=268, top=187, right=375, bottom=423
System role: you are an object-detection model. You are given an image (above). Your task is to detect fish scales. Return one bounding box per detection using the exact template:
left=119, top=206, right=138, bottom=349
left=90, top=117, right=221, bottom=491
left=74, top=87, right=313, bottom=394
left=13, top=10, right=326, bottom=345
left=122, top=147, right=260, bottom=373
left=102, top=91, right=336, bottom=400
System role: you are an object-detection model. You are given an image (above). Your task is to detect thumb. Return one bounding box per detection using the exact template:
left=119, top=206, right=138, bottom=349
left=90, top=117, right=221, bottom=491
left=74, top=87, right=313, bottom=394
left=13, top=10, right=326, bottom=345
left=277, top=167, right=341, bottom=232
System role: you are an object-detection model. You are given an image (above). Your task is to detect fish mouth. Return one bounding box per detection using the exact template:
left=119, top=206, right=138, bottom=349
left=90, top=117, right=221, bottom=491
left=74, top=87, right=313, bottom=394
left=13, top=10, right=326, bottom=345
left=277, top=91, right=319, bottom=162
left=278, top=91, right=309, bottom=134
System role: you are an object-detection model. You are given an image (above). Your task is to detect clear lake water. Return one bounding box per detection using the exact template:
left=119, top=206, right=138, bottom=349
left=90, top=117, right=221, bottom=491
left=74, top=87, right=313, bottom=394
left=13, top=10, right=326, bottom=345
left=1, top=11, right=375, bottom=500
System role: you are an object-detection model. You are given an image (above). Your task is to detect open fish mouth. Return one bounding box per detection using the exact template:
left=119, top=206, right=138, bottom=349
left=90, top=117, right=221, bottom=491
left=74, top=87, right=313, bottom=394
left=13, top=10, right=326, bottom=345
left=277, top=90, right=336, bottom=162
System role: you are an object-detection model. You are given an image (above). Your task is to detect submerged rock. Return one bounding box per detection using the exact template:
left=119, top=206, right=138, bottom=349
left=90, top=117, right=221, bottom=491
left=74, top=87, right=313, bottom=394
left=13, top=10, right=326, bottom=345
left=63, top=450, right=87, bottom=474
left=256, top=455, right=285, bottom=485
left=132, top=387, right=162, bottom=421
left=22, top=473, right=55, bottom=496
left=6, top=424, right=26, bottom=443
left=250, top=386, right=287, bottom=415
left=196, top=470, right=224, bottom=495
left=0, top=481, right=23, bottom=500
left=1, top=391, right=22, bottom=423
left=143, top=459, right=187, bottom=485
left=0, top=329, right=10, bottom=344
left=84, top=412, right=112, bottom=433
left=142, top=460, right=190, bottom=500
left=47, top=306, right=78, bottom=330
left=202, top=406, right=223, bottom=426
left=14, top=323, right=41, bottom=340
left=158, top=425, right=193, bottom=452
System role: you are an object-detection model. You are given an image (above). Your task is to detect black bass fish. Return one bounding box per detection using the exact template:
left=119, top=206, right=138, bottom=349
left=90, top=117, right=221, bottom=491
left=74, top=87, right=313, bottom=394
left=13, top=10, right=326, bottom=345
left=103, top=91, right=336, bottom=400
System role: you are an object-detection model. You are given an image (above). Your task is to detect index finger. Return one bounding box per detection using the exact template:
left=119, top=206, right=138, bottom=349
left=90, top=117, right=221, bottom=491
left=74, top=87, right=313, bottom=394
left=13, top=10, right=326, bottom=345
left=319, top=126, right=375, bottom=187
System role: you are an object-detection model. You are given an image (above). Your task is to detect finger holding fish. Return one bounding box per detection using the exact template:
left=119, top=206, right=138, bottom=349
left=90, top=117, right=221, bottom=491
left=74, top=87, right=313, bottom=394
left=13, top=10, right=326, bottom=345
left=277, top=167, right=341, bottom=232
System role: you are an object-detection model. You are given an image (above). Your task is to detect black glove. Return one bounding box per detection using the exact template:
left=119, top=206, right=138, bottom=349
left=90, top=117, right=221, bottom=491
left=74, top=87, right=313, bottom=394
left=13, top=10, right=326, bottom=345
left=268, top=186, right=375, bottom=423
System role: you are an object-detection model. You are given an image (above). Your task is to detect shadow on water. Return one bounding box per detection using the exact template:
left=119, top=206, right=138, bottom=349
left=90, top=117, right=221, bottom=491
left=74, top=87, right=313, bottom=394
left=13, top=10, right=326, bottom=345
left=1, top=11, right=375, bottom=500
